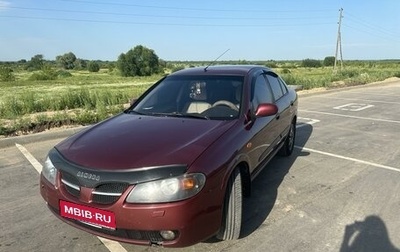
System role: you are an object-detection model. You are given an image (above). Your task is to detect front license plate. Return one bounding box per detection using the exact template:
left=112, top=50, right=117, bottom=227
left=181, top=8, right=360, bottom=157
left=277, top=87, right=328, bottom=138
left=60, top=200, right=116, bottom=230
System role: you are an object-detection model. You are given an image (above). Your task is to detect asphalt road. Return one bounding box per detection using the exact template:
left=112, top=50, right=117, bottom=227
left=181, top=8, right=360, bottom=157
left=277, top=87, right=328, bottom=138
left=1, top=80, right=400, bottom=252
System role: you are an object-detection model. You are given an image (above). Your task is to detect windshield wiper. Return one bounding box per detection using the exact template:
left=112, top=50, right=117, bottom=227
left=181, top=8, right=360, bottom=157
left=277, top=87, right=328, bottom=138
left=150, top=112, right=209, bottom=120
left=178, top=112, right=210, bottom=120
left=124, top=109, right=147, bottom=115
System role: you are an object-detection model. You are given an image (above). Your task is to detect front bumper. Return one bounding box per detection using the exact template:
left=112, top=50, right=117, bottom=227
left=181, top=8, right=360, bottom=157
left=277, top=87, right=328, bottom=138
left=40, top=172, right=223, bottom=247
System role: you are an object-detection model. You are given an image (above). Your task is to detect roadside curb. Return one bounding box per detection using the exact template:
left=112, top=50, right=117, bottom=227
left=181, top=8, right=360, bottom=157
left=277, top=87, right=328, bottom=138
left=0, top=126, right=86, bottom=149
left=297, top=77, right=400, bottom=97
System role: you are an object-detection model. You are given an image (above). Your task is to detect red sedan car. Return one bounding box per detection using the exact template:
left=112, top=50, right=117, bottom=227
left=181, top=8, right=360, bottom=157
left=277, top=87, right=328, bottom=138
left=40, top=65, right=298, bottom=247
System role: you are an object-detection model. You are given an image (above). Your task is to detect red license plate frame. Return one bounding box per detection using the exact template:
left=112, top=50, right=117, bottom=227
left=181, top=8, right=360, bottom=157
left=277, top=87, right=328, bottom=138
left=59, top=200, right=116, bottom=230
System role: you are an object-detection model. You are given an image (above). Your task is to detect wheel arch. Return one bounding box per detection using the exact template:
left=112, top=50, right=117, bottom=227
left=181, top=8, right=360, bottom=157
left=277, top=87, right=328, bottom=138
left=237, top=161, right=251, bottom=198
left=292, top=115, right=297, bottom=124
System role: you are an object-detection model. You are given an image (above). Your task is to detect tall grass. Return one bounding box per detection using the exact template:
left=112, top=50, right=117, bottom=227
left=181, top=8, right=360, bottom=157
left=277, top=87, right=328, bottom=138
left=0, top=69, right=156, bottom=136
left=279, top=65, right=399, bottom=90
left=0, top=85, right=151, bottom=119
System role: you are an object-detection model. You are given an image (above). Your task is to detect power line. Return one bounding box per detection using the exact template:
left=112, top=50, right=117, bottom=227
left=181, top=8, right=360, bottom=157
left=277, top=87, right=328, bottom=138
left=342, top=10, right=400, bottom=43
left=343, top=24, right=400, bottom=43
left=344, top=11, right=400, bottom=38
left=59, top=0, right=334, bottom=14
left=6, top=6, right=337, bottom=21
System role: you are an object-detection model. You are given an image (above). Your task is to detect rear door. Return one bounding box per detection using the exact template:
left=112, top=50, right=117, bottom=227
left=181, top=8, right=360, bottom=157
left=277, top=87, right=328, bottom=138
left=265, top=71, right=292, bottom=140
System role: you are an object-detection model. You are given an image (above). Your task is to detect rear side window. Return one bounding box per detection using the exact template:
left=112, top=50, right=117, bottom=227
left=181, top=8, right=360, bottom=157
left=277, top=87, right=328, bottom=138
left=266, top=73, right=284, bottom=100
left=278, top=77, right=288, bottom=94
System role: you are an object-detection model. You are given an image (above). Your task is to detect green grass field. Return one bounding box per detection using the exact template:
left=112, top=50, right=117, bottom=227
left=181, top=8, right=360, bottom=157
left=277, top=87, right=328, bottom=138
left=1, top=61, right=399, bottom=136
left=0, top=70, right=161, bottom=118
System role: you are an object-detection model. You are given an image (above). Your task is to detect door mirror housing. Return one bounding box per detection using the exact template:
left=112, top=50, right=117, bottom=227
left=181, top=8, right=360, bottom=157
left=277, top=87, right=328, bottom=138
left=255, top=103, right=278, bottom=117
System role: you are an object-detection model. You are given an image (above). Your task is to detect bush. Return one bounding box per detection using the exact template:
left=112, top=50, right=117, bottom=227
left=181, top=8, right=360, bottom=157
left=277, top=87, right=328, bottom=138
left=117, top=45, right=162, bottom=77
left=57, top=70, right=73, bottom=78
left=0, top=66, right=15, bottom=81
left=323, top=56, right=336, bottom=67
left=88, top=61, right=100, bottom=72
left=302, top=59, right=322, bottom=68
left=56, top=52, right=77, bottom=69
left=29, top=65, right=57, bottom=80
left=25, top=54, right=44, bottom=71
left=29, top=71, right=57, bottom=81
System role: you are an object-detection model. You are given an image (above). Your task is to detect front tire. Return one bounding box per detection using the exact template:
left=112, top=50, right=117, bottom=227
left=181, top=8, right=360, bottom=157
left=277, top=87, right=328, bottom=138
left=216, top=168, right=242, bottom=240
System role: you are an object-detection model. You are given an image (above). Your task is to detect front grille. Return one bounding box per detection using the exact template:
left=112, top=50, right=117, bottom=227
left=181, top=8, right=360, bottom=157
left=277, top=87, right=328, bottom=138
left=60, top=171, right=129, bottom=204
left=96, top=183, right=129, bottom=193
left=92, top=182, right=129, bottom=204
left=61, top=172, right=80, bottom=198
left=92, top=194, right=120, bottom=204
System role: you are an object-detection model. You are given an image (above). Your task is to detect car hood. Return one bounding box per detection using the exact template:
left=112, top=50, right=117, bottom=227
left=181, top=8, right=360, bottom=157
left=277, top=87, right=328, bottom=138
left=56, top=113, right=236, bottom=170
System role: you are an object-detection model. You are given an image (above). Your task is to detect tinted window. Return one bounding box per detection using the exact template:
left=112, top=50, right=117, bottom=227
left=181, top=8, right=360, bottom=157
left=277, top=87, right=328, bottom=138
left=252, top=74, right=273, bottom=109
left=266, top=74, right=284, bottom=100
left=278, top=77, right=288, bottom=94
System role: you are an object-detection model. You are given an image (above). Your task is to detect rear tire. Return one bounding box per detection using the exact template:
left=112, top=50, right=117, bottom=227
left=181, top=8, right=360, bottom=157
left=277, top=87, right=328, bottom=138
left=216, top=168, right=242, bottom=240
left=279, top=121, right=296, bottom=156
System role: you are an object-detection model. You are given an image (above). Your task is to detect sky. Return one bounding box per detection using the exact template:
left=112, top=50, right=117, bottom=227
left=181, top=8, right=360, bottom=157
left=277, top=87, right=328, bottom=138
left=0, top=0, right=399, bottom=62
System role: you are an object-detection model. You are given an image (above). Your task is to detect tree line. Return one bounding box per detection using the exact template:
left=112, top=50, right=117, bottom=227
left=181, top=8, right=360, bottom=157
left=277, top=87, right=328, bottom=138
left=0, top=45, right=165, bottom=81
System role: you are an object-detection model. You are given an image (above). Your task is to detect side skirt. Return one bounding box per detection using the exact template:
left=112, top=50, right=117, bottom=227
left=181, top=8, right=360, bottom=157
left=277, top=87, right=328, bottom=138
left=250, top=140, right=285, bottom=181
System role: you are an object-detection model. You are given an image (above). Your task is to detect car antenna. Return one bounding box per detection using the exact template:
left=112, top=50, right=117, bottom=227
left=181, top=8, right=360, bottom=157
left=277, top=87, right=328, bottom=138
left=204, top=49, right=230, bottom=72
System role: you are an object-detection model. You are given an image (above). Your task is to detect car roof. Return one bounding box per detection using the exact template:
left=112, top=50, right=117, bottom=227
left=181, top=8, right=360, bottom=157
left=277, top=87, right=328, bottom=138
left=170, top=65, right=272, bottom=76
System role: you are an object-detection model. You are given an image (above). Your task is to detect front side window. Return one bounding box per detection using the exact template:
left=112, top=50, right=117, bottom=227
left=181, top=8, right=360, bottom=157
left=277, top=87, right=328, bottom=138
left=131, top=75, right=244, bottom=120
left=251, top=74, right=274, bottom=110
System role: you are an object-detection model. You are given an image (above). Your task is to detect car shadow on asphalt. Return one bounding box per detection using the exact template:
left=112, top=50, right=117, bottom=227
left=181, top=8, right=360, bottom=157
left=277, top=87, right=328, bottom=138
left=239, top=123, right=313, bottom=238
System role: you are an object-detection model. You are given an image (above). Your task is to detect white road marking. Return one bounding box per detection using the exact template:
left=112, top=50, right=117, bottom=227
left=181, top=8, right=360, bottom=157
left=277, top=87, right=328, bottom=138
left=15, top=143, right=128, bottom=252
left=97, top=237, right=128, bottom=252
left=320, top=96, right=400, bottom=105
left=299, top=110, right=400, bottom=124
left=297, top=117, right=320, bottom=128
left=295, top=145, right=400, bottom=173
left=333, top=103, right=374, bottom=111
left=15, top=143, right=42, bottom=173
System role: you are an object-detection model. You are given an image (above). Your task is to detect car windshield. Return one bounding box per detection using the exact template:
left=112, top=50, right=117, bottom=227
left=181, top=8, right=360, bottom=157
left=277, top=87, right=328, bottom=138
left=130, top=75, right=244, bottom=120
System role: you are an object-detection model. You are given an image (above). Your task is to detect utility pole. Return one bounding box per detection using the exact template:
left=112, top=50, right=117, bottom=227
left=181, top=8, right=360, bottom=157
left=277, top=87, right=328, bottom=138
left=334, top=8, right=343, bottom=72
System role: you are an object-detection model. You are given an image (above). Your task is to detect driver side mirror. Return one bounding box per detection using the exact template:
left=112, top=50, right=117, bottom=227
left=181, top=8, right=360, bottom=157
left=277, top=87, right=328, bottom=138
left=244, top=103, right=278, bottom=130
left=255, top=103, right=278, bottom=117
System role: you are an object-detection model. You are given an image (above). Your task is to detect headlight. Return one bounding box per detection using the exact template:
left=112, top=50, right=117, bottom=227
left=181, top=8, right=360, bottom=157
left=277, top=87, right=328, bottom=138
left=42, top=156, right=57, bottom=185
left=126, top=173, right=206, bottom=203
